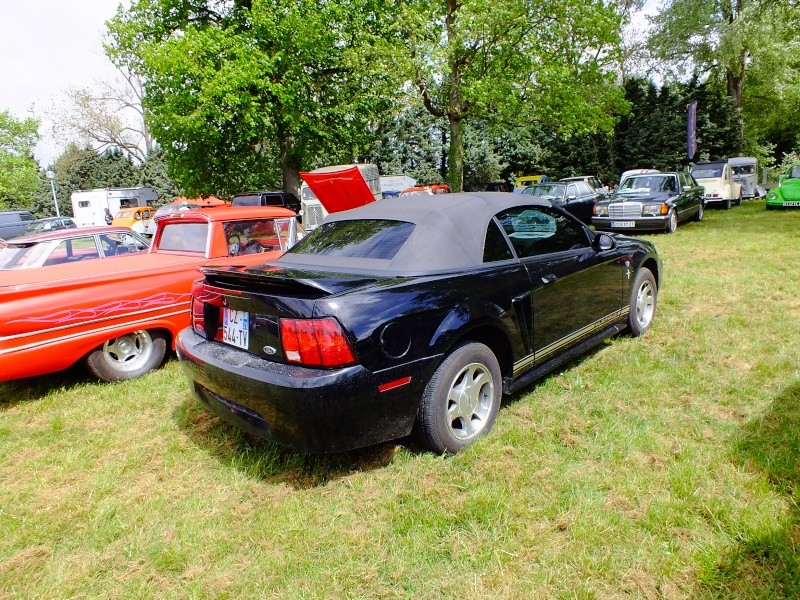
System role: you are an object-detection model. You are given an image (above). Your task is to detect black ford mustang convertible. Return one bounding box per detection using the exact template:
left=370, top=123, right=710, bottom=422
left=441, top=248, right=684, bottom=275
left=177, top=193, right=661, bottom=454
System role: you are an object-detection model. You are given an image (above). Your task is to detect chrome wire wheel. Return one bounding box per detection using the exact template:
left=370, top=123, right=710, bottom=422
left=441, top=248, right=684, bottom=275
left=635, top=279, right=656, bottom=330
left=446, top=362, right=496, bottom=441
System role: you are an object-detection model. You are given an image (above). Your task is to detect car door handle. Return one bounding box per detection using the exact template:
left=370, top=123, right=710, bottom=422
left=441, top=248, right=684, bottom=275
left=541, top=274, right=557, bottom=284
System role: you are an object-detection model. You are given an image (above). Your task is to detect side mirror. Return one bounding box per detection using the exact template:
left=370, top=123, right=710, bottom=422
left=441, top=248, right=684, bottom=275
left=594, top=233, right=615, bottom=251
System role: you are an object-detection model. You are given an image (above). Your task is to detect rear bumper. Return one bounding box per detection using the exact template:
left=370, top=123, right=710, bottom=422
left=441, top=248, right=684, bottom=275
left=176, top=328, right=428, bottom=452
left=591, top=216, right=668, bottom=232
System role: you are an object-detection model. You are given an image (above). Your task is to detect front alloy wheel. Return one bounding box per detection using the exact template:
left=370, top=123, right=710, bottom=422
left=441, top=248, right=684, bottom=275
left=415, top=342, right=501, bottom=454
left=666, top=209, right=678, bottom=233
left=627, top=268, right=657, bottom=336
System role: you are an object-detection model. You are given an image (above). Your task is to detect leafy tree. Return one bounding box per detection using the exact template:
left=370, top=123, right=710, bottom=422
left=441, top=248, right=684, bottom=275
left=399, top=0, right=626, bottom=191
left=0, top=110, right=40, bottom=210
left=363, top=94, right=448, bottom=185
left=648, top=0, right=800, bottom=155
left=107, top=0, right=399, bottom=198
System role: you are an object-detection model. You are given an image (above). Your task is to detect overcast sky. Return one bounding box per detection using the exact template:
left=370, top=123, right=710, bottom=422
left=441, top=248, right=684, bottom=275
left=0, top=0, right=129, bottom=165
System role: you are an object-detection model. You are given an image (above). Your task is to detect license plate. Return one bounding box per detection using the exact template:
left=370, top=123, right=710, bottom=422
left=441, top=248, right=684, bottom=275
left=611, top=221, right=636, bottom=228
left=222, top=308, right=249, bottom=350
left=784, top=201, right=800, bottom=207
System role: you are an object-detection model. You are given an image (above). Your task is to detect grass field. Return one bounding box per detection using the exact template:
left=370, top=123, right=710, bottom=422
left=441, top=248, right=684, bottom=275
left=1, top=200, right=799, bottom=599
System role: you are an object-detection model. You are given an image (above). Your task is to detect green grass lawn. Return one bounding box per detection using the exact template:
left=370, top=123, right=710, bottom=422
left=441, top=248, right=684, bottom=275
left=2, top=200, right=799, bottom=598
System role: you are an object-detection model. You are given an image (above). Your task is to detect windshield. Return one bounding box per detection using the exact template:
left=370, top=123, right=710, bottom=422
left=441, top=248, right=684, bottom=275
left=731, top=164, right=756, bottom=175
left=691, top=164, right=724, bottom=179
left=619, top=175, right=677, bottom=194
left=787, top=165, right=800, bottom=179
left=158, top=222, right=209, bottom=253
left=523, top=184, right=566, bottom=201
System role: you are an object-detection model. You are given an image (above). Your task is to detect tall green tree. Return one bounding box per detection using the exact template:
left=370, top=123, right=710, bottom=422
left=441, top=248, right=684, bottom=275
left=107, top=0, right=398, bottom=198
left=0, top=110, right=40, bottom=210
left=648, top=0, right=800, bottom=154
left=400, top=0, right=626, bottom=191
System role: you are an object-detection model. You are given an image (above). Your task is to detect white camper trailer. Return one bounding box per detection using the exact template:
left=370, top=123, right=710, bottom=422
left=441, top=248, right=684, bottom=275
left=71, top=187, right=159, bottom=227
left=300, top=164, right=381, bottom=230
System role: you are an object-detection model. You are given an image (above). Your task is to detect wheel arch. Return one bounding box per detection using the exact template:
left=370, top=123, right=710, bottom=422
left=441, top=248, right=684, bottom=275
left=429, top=317, right=514, bottom=382
left=640, top=256, right=661, bottom=289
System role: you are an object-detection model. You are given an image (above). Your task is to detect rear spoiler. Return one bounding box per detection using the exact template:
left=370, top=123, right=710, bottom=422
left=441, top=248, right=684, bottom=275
left=199, top=264, right=380, bottom=298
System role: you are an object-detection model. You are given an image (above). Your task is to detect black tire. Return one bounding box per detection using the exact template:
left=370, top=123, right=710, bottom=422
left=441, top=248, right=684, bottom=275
left=415, top=342, right=501, bottom=454
left=734, top=193, right=742, bottom=206
left=695, top=202, right=704, bottom=222
left=723, top=198, right=731, bottom=210
left=666, top=209, right=678, bottom=233
left=627, top=268, right=657, bottom=337
left=85, top=330, right=167, bottom=382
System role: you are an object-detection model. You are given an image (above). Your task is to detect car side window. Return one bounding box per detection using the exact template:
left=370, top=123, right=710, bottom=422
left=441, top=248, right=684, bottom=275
left=567, top=184, right=578, bottom=198
left=575, top=182, right=592, bottom=195
left=57, top=236, right=100, bottom=262
left=495, top=206, right=589, bottom=258
left=483, top=219, right=515, bottom=263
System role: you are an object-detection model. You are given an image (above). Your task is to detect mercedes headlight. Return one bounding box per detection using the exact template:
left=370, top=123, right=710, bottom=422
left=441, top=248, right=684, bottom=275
left=593, top=204, right=608, bottom=217
left=641, top=203, right=666, bottom=217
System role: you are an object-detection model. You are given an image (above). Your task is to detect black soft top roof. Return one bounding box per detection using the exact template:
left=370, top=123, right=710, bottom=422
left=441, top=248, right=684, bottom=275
left=275, top=192, right=557, bottom=275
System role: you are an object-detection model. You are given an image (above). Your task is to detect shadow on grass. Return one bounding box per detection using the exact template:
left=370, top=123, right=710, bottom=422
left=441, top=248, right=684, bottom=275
left=172, top=396, right=401, bottom=489
left=700, top=380, right=800, bottom=598
left=0, top=364, right=95, bottom=409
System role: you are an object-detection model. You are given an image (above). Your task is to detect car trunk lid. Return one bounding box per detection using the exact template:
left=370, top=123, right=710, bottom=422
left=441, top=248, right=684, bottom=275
left=193, top=265, right=386, bottom=365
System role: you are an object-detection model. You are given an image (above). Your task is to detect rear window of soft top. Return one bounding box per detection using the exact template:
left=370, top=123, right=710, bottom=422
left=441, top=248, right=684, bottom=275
left=288, top=219, right=415, bottom=260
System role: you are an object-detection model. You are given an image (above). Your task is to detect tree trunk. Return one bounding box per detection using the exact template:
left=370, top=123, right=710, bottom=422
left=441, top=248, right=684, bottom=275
left=445, top=0, right=464, bottom=192
left=278, top=131, right=302, bottom=199
left=447, top=115, right=464, bottom=192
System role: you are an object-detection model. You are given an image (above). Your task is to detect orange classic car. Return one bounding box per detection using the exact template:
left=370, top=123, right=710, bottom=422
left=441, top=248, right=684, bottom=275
left=0, top=206, right=301, bottom=383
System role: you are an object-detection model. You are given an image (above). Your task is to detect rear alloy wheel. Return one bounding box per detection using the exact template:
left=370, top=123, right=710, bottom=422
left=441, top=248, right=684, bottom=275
left=415, top=343, right=501, bottom=454
left=85, top=330, right=167, bottom=382
left=666, top=209, right=678, bottom=233
left=627, top=268, right=657, bottom=336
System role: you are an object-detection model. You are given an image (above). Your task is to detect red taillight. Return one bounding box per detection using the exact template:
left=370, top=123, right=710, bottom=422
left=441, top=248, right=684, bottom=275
left=280, top=318, right=357, bottom=367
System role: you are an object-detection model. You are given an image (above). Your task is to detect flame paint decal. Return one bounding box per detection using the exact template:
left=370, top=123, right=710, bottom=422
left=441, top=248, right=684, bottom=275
left=7, top=292, right=190, bottom=327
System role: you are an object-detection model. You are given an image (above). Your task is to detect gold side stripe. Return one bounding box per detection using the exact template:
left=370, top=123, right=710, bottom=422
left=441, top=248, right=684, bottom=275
left=512, top=307, right=629, bottom=377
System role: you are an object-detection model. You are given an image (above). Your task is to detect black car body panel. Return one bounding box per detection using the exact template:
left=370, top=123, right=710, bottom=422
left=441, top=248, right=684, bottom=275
left=177, top=193, right=661, bottom=452
left=232, top=191, right=301, bottom=214
left=593, top=172, right=704, bottom=232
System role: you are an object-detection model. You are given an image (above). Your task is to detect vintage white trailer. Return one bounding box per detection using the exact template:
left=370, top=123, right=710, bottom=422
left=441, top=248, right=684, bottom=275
left=71, top=187, right=159, bottom=227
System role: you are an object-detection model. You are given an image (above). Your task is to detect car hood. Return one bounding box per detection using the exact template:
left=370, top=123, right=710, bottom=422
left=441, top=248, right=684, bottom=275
left=300, top=166, right=377, bottom=214
left=777, top=178, right=800, bottom=200
left=605, top=191, right=670, bottom=204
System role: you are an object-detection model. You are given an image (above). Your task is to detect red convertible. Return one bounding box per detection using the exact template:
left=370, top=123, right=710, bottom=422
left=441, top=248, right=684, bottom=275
left=0, top=206, right=301, bottom=382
